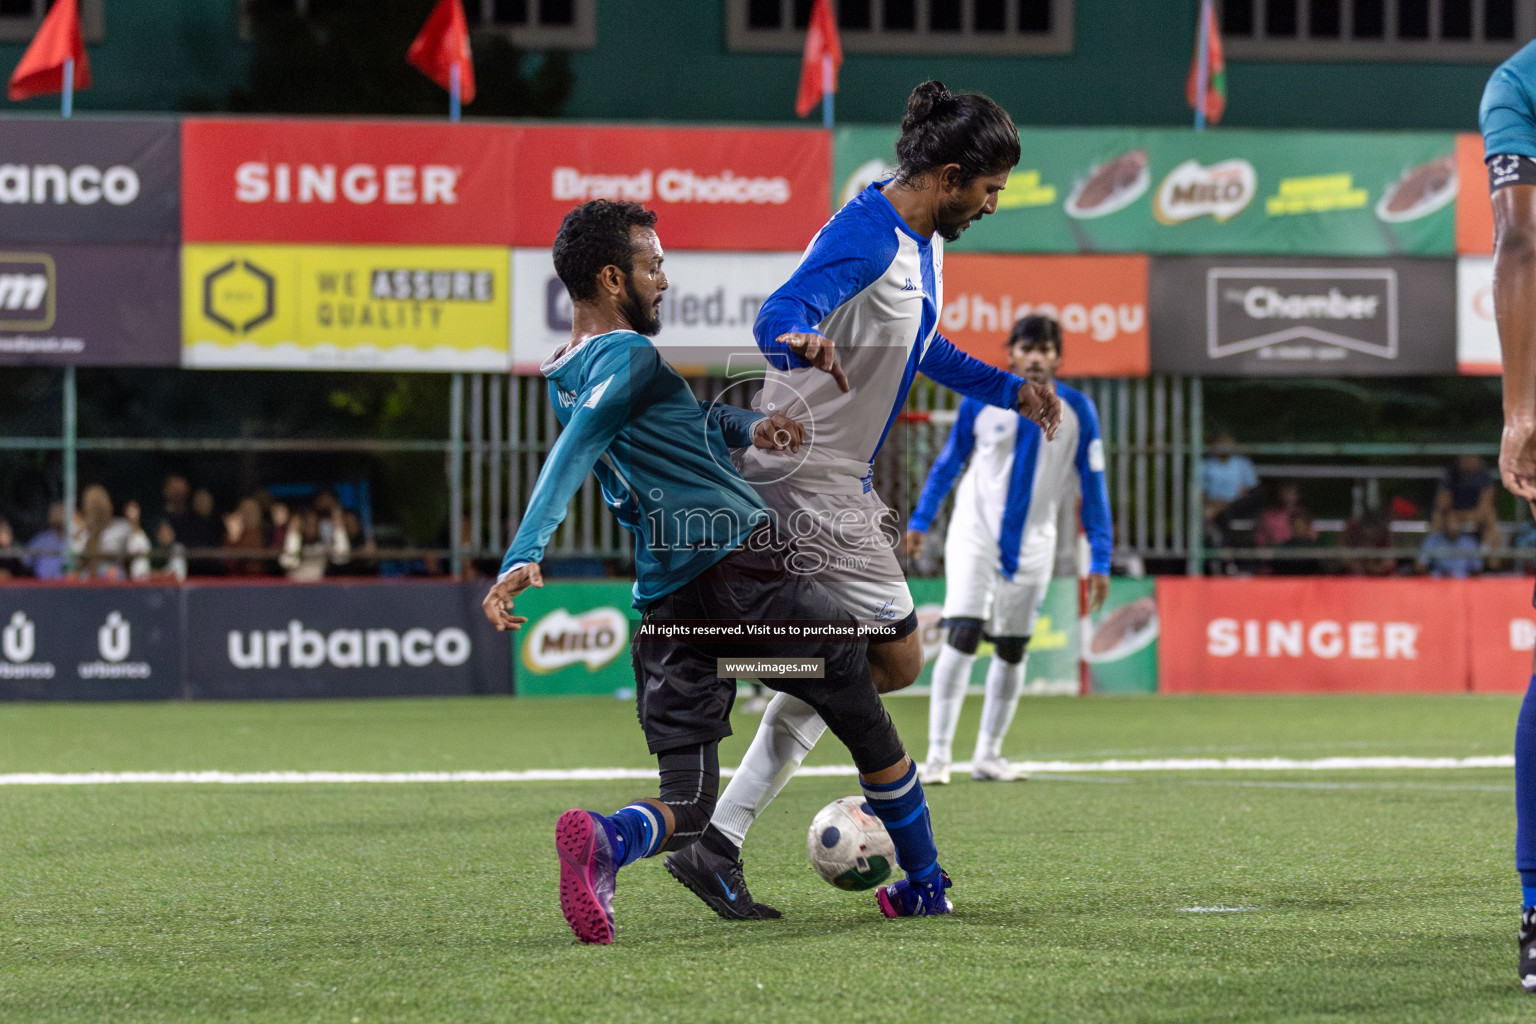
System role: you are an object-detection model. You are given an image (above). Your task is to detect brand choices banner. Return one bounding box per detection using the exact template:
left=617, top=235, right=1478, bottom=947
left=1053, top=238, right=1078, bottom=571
left=0, top=243, right=180, bottom=366
left=1149, top=257, right=1456, bottom=376
left=0, top=584, right=181, bottom=700
left=182, top=580, right=509, bottom=699
left=0, top=119, right=180, bottom=243
left=940, top=254, right=1149, bottom=377
left=181, top=120, right=831, bottom=250
left=838, top=126, right=1457, bottom=257
left=182, top=244, right=510, bottom=370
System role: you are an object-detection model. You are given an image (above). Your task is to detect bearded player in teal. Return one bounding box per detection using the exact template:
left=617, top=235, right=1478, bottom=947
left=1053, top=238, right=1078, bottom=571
left=482, top=200, right=958, bottom=945
left=1482, top=39, right=1536, bottom=992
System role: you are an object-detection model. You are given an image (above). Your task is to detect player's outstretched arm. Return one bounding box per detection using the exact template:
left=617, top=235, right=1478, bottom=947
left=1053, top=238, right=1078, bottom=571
left=495, top=342, right=648, bottom=589
left=918, top=334, right=1061, bottom=440
left=1494, top=184, right=1536, bottom=502
left=907, top=399, right=981, bottom=552
left=482, top=563, right=543, bottom=631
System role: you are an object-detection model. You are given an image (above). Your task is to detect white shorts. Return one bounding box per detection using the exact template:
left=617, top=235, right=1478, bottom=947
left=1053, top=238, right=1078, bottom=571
left=940, top=548, right=1051, bottom=639
left=748, top=476, right=915, bottom=631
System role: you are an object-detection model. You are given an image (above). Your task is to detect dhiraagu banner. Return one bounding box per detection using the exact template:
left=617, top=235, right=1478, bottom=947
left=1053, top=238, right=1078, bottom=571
left=512, top=581, right=638, bottom=697
left=835, top=126, right=1456, bottom=257
left=182, top=244, right=510, bottom=370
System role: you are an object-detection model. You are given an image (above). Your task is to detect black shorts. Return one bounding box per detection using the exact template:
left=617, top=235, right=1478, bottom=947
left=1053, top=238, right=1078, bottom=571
left=630, top=527, right=904, bottom=771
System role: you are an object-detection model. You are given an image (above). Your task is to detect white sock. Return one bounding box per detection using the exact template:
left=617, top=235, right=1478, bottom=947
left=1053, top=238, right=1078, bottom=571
left=974, top=655, right=1027, bottom=762
left=711, top=692, right=827, bottom=849
left=926, top=644, right=974, bottom=765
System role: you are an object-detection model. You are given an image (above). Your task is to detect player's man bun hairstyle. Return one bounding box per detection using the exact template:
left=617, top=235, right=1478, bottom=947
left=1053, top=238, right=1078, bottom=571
left=895, top=80, right=1021, bottom=186
left=552, top=199, right=659, bottom=302
left=1009, top=314, right=1063, bottom=353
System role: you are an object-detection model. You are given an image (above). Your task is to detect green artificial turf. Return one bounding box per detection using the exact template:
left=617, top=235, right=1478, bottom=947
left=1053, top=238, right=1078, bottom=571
left=0, top=693, right=1527, bottom=1023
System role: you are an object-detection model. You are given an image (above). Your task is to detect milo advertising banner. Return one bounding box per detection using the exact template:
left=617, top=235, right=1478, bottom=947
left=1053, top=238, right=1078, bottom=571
left=909, top=576, right=1157, bottom=695
left=836, top=127, right=1456, bottom=257
left=513, top=581, right=639, bottom=697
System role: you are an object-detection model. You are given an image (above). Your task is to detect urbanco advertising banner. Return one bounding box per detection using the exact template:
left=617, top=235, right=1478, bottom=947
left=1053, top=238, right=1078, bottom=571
left=511, top=580, right=639, bottom=697
left=836, top=126, right=1456, bottom=256
left=511, top=248, right=800, bottom=373
left=182, top=244, right=509, bottom=370
left=1148, top=257, right=1456, bottom=376
left=939, top=254, right=1149, bottom=377
left=1156, top=577, right=1469, bottom=693
left=1466, top=578, right=1536, bottom=693
left=182, top=120, right=832, bottom=251
left=181, top=119, right=515, bottom=245
left=1457, top=256, right=1500, bottom=375
left=0, top=243, right=179, bottom=366
left=0, top=118, right=179, bottom=243
left=508, top=126, right=832, bottom=250
left=183, top=580, right=510, bottom=699
left=0, top=584, right=181, bottom=701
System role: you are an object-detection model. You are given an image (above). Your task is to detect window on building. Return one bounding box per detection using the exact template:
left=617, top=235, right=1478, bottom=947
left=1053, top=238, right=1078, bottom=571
left=0, top=0, right=103, bottom=43
left=464, top=0, right=595, bottom=48
left=241, top=0, right=594, bottom=49
left=1221, top=0, right=1532, bottom=59
left=726, top=0, right=1073, bottom=55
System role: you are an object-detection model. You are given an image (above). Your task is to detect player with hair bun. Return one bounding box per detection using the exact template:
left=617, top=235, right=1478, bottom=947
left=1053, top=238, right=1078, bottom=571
left=665, top=81, right=1063, bottom=920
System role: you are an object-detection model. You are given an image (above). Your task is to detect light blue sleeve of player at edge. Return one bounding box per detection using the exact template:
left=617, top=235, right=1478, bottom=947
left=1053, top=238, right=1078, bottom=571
left=908, top=397, right=983, bottom=534
left=1064, top=388, right=1114, bottom=576
left=499, top=343, right=655, bottom=576
left=1481, top=55, right=1536, bottom=159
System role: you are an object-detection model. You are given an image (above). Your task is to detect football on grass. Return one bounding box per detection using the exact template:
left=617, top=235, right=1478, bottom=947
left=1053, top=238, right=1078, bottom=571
left=806, top=795, right=896, bottom=890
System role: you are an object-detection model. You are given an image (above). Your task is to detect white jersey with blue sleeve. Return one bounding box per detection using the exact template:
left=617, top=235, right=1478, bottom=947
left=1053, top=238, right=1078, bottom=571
left=911, top=384, right=1112, bottom=583
left=737, top=181, right=1027, bottom=495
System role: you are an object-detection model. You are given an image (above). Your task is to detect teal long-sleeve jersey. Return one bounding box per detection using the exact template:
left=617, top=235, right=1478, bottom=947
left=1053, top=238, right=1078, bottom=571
left=499, top=330, right=770, bottom=608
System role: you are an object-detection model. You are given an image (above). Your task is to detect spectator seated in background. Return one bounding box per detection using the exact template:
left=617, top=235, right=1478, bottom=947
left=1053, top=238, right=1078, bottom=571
left=1436, top=454, right=1501, bottom=559
left=122, top=501, right=152, bottom=580
left=72, top=484, right=133, bottom=579
left=222, top=496, right=270, bottom=576
left=1272, top=508, right=1322, bottom=576
left=1202, top=430, right=1262, bottom=546
left=1417, top=510, right=1484, bottom=579
left=0, top=518, right=32, bottom=579
left=1341, top=506, right=1398, bottom=576
left=1253, top=480, right=1308, bottom=548
left=279, top=504, right=350, bottom=581
left=25, top=501, right=66, bottom=580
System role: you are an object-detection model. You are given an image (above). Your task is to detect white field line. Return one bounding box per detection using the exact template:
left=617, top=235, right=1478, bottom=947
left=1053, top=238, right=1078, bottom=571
left=0, top=755, right=1513, bottom=786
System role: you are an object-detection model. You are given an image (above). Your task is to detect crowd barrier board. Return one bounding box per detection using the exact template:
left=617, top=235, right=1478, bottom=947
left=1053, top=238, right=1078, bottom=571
left=0, top=580, right=510, bottom=701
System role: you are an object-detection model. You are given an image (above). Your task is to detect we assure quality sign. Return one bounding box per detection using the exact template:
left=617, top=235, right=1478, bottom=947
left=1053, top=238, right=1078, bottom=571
left=182, top=244, right=509, bottom=370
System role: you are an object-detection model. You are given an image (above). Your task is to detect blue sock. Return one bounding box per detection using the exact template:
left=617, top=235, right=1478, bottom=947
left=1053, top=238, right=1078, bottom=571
left=607, top=803, right=665, bottom=868
left=1518, top=676, right=1536, bottom=909
left=861, top=760, right=942, bottom=886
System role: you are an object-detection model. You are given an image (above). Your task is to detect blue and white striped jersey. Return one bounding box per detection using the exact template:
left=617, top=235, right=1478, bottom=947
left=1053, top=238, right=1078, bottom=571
left=738, top=181, right=1027, bottom=494
left=910, top=386, right=1113, bottom=581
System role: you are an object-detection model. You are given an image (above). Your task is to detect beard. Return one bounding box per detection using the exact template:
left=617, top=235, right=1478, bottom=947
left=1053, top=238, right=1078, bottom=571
left=619, top=275, right=662, bottom=337
left=935, top=195, right=984, bottom=243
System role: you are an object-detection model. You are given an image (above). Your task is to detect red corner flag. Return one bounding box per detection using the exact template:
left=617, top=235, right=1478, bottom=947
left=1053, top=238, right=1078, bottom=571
left=7, top=0, right=90, bottom=102
left=407, top=0, right=476, bottom=105
left=1185, top=0, right=1227, bottom=126
left=794, top=0, right=842, bottom=119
